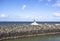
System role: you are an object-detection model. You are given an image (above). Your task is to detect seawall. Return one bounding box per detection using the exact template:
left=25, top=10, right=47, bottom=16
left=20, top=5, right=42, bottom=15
left=0, top=23, right=60, bottom=40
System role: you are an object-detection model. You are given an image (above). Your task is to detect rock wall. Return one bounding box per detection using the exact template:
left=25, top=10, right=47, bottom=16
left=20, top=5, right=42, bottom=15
left=0, top=23, right=60, bottom=39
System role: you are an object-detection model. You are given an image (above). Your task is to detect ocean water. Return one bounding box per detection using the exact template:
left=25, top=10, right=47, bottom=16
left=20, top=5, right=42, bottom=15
left=0, top=22, right=60, bottom=25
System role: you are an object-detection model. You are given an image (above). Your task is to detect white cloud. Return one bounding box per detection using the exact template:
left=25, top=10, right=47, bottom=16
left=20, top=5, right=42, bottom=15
left=52, top=0, right=60, bottom=7
left=52, top=3, right=60, bottom=7
left=22, top=5, right=26, bottom=10
left=53, top=12, right=60, bottom=17
left=0, top=14, right=8, bottom=18
left=0, top=14, right=6, bottom=18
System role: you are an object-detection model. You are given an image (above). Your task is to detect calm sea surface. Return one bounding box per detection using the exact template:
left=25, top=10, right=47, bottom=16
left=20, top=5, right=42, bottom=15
left=0, top=22, right=60, bottom=25
left=3, top=34, right=60, bottom=41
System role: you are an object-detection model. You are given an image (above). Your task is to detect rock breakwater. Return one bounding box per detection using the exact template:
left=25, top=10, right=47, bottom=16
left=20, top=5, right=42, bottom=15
left=0, top=23, right=60, bottom=40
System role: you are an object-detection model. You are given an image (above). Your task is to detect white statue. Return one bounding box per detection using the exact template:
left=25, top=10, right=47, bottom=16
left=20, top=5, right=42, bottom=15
left=31, top=19, right=39, bottom=25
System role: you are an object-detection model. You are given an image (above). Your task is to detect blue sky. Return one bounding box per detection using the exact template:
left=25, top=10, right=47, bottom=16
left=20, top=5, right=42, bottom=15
left=0, top=0, right=60, bottom=21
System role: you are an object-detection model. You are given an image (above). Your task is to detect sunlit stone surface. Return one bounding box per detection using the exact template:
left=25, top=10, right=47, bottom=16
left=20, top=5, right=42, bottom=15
left=0, top=23, right=60, bottom=40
